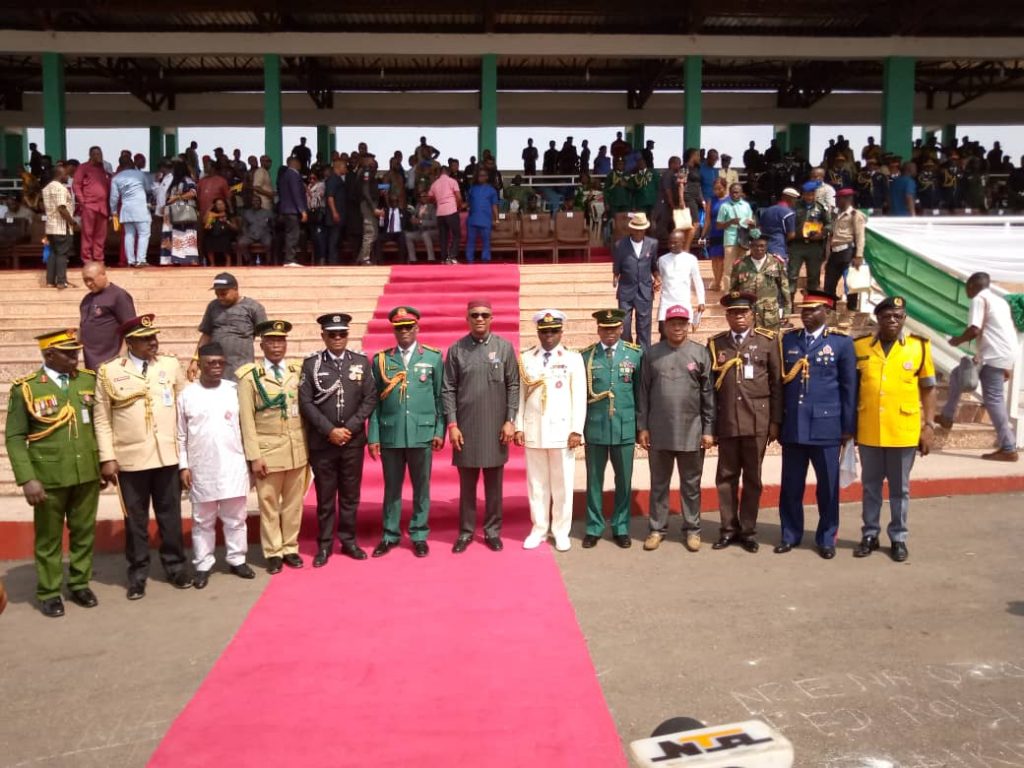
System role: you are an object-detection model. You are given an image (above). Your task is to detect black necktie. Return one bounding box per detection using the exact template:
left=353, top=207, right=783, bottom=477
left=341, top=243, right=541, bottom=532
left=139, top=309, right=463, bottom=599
left=543, top=351, right=551, bottom=367
left=734, top=333, right=742, bottom=346
left=140, top=361, right=148, bottom=377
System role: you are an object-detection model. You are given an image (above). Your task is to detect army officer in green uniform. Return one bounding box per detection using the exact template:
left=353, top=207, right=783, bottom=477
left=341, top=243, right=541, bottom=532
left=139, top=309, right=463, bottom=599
left=580, top=309, right=643, bottom=549
left=730, top=232, right=791, bottom=332
left=5, top=329, right=103, bottom=618
left=368, top=306, right=445, bottom=558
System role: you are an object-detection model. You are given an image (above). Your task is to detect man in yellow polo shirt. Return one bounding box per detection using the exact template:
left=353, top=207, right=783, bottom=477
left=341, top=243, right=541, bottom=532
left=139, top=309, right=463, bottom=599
left=853, top=296, right=936, bottom=562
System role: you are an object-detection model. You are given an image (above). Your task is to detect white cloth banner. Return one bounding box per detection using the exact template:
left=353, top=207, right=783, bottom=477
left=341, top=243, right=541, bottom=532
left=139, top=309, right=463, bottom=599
left=866, top=216, right=1024, bottom=285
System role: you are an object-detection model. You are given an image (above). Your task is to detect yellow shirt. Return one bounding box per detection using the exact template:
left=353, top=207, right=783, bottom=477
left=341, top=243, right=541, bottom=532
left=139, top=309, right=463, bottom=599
left=854, top=334, right=935, bottom=448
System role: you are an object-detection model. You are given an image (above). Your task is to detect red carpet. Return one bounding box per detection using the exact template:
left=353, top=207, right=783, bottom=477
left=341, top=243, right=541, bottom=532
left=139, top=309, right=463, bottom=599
left=149, top=265, right=627, bottom=767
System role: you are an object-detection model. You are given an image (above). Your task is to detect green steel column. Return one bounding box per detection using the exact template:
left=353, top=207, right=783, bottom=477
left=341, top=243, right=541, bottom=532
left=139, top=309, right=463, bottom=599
left=149, top=126, right=163, bottom=169
left=630, top=124, right=645, bottom=151
left=787, top=122, right=810, bottom=158
left=942, top=124, right=957, bottom=148
left=479, top=54, right=497, bottom=159
left=775, top=128, right=789, bottom=153
left=683, top=55, right=703, bottom=150
left=41, top=52, right=66, bottom=160
left=3, top=130, right=26, bottom=175
left=164, top=128, right=178, bottom=158
left=881, top=56, right=915, bottom=161
left=316, top=125, right=335, bottom=163
left=264, top=54, right=283, bottom=170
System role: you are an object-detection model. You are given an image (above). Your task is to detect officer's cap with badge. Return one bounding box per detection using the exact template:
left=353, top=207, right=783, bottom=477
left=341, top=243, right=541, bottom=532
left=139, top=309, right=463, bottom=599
left=256, top=319, right=292, bottom=338
left=874, top=296, right=907, bottom=316
left=36, top=328, right=83, bottom=351
left=533, top=309, right=566, bottom=331
left=388, top=306, right=420, bottom=327
left=592, top=308, right=625, bottom=327
left=317, top=313, right=351, bottom=332
left=119, top=314, right=160, bottom=339
left=796, top=290, right=837, bottom=310
left=720, top=291, right=757, bottom=311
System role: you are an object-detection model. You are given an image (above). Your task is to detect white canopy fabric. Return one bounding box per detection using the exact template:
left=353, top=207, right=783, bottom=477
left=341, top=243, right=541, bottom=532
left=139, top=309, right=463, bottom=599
left=866, top=216, right=1024, bottom=286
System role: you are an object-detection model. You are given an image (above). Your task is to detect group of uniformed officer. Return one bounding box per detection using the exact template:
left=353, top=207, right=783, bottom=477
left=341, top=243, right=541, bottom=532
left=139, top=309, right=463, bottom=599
left=6, top=287, right=936, bottom=617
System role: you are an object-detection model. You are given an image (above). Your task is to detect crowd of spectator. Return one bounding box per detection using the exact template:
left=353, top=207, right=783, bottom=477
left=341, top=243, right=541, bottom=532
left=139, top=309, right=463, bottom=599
left=2, top=130, right=1022, bottom=280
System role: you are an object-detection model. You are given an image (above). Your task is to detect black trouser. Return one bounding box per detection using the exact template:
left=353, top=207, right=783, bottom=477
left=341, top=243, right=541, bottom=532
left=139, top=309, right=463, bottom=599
left=119, top=465, right=188, bottom=586
left=457, top=466, right=504, bottom=538
left=46, top=233, right=72, bottom=286
left=282, top=213, right=301, bottom=264
left=309, top=212, right=329, bottom=264
left=437, top=213, right=461, bottom=262
left=375, top=230, right=409, bottom=262
left=823, top=244, right=858, bottom=310
left=311, top=447, right=365, bottom=548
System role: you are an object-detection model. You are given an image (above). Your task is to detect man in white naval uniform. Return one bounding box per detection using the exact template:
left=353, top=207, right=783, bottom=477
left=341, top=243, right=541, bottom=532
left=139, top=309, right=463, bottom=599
left=514, top=309, right=587, bottom=551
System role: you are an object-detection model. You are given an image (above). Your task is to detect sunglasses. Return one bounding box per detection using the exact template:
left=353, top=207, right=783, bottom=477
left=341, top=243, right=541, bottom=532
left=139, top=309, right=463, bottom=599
left=468, top=312, right=492, bottom=319
left=325, top=331, right=349, bottom=338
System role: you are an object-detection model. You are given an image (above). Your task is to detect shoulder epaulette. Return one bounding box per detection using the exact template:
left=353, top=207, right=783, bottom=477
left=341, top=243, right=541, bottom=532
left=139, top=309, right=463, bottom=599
left=350, top=349, right=368, bottom=359
left=710, top=330, right=729, bottom=341
left=78, top=367, right=95, bottom=375
left=754, top=327, right=776, bottom=339
left=420, top=344, right=441, bottom=354
left=782, top=326, right=800, bottom=335
left=159, top=352, right=177, bottom=359
left=235, top=363, right=258, bottom=379
left=579, top=343, right=596, bottom=355
left=305, top=350, right=320, bottom=358
left=623, top=341, right=642, bottom=351
left=12, top=372, right=37, bottom=385
left=853, top=332, right=873, bottom=341
left=287, top=360, right=303, bottom=372
left=827, top=328, right=848, bottom=336
left=523, top=345, right=537, bottom=355
left=909, top=333, right=930, bottom=344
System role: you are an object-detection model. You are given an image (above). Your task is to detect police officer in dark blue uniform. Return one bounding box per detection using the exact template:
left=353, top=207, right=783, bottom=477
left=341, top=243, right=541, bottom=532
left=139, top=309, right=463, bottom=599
left=775, top=290, right=857, bottom=559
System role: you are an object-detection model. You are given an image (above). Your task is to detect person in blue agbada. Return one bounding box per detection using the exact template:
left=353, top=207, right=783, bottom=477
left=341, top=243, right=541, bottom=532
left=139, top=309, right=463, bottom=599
left=776, top=290, right=857, bottom=559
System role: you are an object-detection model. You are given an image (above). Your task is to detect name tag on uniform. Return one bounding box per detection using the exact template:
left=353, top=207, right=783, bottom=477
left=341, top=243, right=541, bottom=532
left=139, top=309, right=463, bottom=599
left=162, top=387, right=173, bottom=407
left=743, top=364, right=754, bottom=379
left=81, top=408, right=91, bottom=424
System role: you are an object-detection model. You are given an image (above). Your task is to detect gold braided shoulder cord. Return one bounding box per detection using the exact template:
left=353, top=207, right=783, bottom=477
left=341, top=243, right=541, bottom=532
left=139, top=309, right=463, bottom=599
left=99, top=369, right=154, bottom=430
left=21, top=381, right=78, bottom=442
left=377, top=351, right=407, bottom=401
left=708, top=338, right=744, bottom=392
left=518, top=353, right=547, bottom=412
left=585, top=347, right=615, bottom=416
left=778, top=334, right=810, bottom=385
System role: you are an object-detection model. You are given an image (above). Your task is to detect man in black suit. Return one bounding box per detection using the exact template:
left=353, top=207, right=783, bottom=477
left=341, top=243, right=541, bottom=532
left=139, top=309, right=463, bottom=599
left=299, top=313, right=377, bottom=567
left=612, top=212, right=660, bottom=350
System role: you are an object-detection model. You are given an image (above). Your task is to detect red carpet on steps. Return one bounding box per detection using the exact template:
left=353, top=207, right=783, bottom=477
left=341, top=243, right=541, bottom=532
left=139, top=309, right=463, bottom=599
left=148, top=265, right=628, bottom=768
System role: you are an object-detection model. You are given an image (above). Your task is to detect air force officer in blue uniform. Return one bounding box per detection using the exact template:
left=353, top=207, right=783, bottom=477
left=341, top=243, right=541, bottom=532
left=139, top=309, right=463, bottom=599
left=776, top=290, right=857, bottom=559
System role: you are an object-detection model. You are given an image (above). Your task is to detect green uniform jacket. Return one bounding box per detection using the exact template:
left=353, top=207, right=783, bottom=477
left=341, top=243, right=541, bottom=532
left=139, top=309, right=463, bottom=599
left=5, top=368, right=100, bottom=489
left=368, top=343, right=445, bottom=448
left=580, top=341, right=643, bottom=445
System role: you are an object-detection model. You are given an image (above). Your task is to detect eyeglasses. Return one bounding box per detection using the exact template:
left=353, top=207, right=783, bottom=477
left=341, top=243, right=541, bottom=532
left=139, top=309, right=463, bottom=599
left=469, top=312, right=492, bottom=319
left=325, top=331, right=349, bottom=338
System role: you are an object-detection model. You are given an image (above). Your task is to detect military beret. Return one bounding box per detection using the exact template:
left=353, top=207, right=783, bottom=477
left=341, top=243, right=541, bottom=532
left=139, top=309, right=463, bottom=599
left=874, top=296, right=906, bottom=315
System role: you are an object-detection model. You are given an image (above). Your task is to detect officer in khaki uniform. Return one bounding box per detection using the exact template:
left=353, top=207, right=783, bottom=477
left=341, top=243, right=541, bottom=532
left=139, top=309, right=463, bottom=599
left=853, top=296, right=936, bottom=562
left=5, top=329, right=102, bottom=618
left=237, top=319, right=309, bottom=574
left=367, top=307, right=445, bottom=559
left=730, top=233, right=791, bottom=331
left=94, top=314, right=192, bottom=599
left=707, top=292, right=782, bottom=553
left=579, top=309, right=642, bottom=549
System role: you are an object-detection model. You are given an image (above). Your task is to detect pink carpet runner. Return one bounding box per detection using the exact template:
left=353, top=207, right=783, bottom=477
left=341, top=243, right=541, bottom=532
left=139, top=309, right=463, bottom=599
left=149, top=265, right=627, bottom=767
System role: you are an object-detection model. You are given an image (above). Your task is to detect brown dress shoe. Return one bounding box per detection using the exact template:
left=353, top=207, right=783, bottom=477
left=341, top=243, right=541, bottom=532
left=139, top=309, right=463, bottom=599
left=685, top=533, right=702, bottom=552
left=643, top=532, right=663, bottom=551
left=982, top=449, right=1019, bottom=462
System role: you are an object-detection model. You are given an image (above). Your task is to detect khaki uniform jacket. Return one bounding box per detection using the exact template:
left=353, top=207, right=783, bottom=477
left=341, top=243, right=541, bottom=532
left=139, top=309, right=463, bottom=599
left=94, top=354, right=185, bottom=470
left=708, top=328, right=782, bottom=439
left=236, top=359, right=308, bottom=471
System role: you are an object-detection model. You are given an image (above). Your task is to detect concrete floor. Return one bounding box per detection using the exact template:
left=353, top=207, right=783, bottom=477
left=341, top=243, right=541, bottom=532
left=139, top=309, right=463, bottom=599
left=1, top=494, right=1022, bottom=767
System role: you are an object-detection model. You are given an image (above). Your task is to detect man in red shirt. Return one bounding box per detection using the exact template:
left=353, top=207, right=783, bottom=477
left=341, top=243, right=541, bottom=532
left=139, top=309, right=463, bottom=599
left=197, top=160, right=231, bottom=218
left=72, top=146, right=112, bottom=262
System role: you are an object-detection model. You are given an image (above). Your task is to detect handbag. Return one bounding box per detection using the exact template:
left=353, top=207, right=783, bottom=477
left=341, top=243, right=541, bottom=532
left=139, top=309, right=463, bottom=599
left=956, top=355, right=980, bottom=391
left=844, top=263, right=872, bottom=294
left=735, top=225, right=752, bottom=250
left=168, top=184, right=198, bottom=225
left=672, top=207, right=693, bottom=231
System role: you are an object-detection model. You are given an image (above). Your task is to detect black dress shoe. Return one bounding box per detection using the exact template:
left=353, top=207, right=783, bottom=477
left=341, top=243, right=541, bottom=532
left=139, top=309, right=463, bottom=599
left=170, top=570, right=193, bottom=589
left=126, top=583, right=146, bottom=600
left=739, top=539, right=760, bottom=554
left=340, top=543, right=368, bottom=561
left=40, top=596, right=65, bottom=617
left=582, top=534, right=600, bottom=548
left=372, top=540, right=398, bottom=558
left=68, top=587, right=98, bottom=608
left=452, top=535, right=472, bottom=553
left=853, top=536, right=880, bottom=558
left=193, top=570, right=211, bottom=589
left=613, top=535, right=632, bottom=548
left=712, top=536, right=734, bottom=550
left=282, top=553, right=304, bottom=569
left=773, top=542, right=794, bottom=554
left=230, top=563, right=256, bottom=579
left=266, top=557, right=283, bottom=575
left=312, top=548, right=331, bottom=568
left=413, top=541, right=429, bottom=558
left=484, top=536, right=503, bottom=552
left=818, top=547, right=836, bottom=560
left=890, top=541, right=909, bottom=562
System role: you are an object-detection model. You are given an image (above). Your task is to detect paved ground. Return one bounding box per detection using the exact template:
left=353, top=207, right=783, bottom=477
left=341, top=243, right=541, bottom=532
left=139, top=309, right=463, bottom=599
left=2, top=493, right=1022, bottom=767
